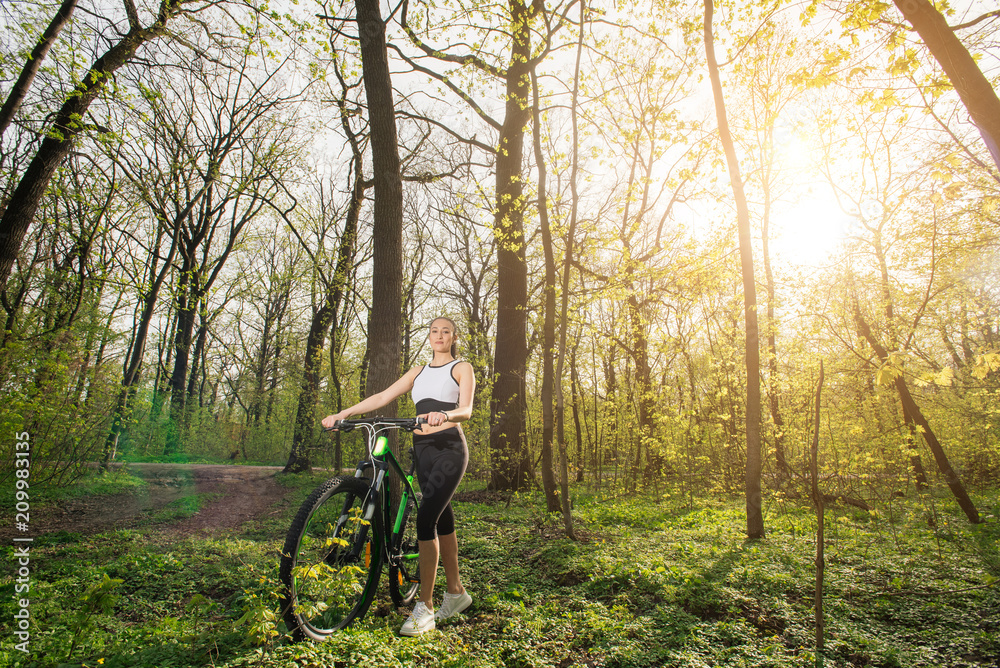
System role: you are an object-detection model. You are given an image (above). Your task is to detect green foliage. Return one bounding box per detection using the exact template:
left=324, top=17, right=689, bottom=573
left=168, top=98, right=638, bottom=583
left=2, top=478, right=997, bottom=668
left=147, top=493, right=225, bottom=523
left=74, top=470, right=149, bottom=498
left=66, top=574, right=124, bottom=661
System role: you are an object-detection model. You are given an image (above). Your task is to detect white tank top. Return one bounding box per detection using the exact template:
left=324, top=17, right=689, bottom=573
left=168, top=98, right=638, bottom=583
left=411, top=360, right=460, bottom=406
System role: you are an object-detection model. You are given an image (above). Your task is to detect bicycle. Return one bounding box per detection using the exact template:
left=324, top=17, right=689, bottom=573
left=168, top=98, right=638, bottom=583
left=279, top=417, right=426, bottom=640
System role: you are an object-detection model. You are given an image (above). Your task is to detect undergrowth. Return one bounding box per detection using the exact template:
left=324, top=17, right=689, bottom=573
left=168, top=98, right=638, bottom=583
left=0, top=476, right=997, bottom=668
left=0, top=468, right=148, bottom=508
left=116, top=453, right=288, bottom=467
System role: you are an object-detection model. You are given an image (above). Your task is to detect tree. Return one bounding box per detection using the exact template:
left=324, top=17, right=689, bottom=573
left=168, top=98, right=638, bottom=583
left=0, top=152, right=123, bottom=481
left=0, top=0, right=204, bottom=292
left=108, top=56, right=299, bottom=455
left=809, top=77, right=987, bottom=495
left=283, top=61, right=367, bottom=473
left=0, top=0, right=79, bottom=138
left=704, top=0, right=764, bottom=539
left=530, top=0, right=586, bottom=534
left=161, top=64, right=299, bottom=450
left=102, top=199, right=185, bottom=466
left=563, top=0, right=585, bottom=490
left=237, top=237, right=296, bottom=433
left=398, top=0, right=575, bottom=490
left=356, top=0, right=404, bottom=416
left=852, top=292, right=980, bottom=524
left=532, top=67, right=562, bottom=514
left=889, top=0, right=1000, bottom=169
left=735, top=23, right=813, bottom=484
left=486, top=0, right=535, bottom=491
left=564, top=6, right=704, bottom=489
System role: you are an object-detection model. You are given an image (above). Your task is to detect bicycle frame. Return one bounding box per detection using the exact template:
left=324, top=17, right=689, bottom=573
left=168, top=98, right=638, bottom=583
left=338, top=420, right=422, bottom=566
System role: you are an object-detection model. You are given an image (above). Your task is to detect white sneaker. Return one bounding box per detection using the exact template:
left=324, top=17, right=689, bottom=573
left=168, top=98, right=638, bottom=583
left=435, top=590, right=472, bottom=621
left=399, top=601, right=436, bottom=636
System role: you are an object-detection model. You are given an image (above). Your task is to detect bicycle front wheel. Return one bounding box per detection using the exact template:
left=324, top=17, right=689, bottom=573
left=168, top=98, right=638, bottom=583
left=388, top=491, right=421, bottom=607
left=279, top=476, right=383, bottom=639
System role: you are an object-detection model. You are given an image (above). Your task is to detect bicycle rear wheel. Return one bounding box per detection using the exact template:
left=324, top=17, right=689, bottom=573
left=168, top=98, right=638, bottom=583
left=279, top=476, right=382, bottom=639
left=388, top=490, right=421, bottom=606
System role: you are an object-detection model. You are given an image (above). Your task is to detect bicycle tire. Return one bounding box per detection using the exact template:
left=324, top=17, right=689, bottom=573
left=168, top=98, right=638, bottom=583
left=279, top=476, right=383, bottom=639
left=388, top=491, right=421, bottom=606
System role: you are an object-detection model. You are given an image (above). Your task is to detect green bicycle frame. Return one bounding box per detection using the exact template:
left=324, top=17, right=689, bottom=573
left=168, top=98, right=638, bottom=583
left=355, top=433, right=420, bottom=564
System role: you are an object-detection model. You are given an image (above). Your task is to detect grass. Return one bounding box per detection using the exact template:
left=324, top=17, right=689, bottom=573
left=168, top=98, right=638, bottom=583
left=145, top=492, right=227, bottom=523
left=0, top=475, right=997, bottom=668
left=0, top=468, right=148, bottom=507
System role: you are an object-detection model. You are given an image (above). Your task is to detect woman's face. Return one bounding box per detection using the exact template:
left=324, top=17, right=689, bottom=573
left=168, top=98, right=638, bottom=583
left=428, top=319, right=455, bottom=353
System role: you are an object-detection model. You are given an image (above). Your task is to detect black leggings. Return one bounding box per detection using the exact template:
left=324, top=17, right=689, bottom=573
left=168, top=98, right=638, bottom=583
left=413, top=427, right=468, bottom=541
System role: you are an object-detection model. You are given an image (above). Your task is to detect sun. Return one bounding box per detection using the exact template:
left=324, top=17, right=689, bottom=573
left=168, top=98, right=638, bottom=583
left=764, top=126, right=855, bottom=269
left=769, top=189, right=853, bottom=268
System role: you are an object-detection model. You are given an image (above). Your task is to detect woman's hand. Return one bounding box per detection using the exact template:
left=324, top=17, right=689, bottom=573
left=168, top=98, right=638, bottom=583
left=419, top=410, right=451, bottom=428
left=321, top=412, right=351, bottom=430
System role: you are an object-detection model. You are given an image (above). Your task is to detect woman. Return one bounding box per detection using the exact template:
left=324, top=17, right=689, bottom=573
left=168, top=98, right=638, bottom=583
left=321, top=317, right=474, bottom=636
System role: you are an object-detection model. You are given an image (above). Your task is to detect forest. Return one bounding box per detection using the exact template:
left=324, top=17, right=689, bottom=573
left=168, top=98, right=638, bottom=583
left=1, top=0, right=999, bottom=666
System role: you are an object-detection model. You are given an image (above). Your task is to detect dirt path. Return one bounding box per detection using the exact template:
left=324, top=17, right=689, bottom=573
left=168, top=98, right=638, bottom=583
left=0, top=463, right=297, bottom=540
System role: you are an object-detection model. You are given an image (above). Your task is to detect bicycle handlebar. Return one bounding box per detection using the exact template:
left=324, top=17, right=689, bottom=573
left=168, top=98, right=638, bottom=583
left=323, top=416, right=428, bottom=433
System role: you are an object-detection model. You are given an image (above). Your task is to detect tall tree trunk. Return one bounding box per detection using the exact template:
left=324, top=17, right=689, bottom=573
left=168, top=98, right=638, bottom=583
left=285, top=302, right=337, bottom=473
left=285, top=152, right=363, bottom=474
left=489, top=0, right=533, bottom=491
left=167, top=265, right=198, bottom=449
left=0, top=0, right=79, bottom=138
left=0, top=0, right=180, bottom=291
left=186, top=307, right=209, bottom=406
left=891, top=0, right=1000, bottom=168
left=902, top=405, right=929, bottom=491
left=704, top=0, right=764, bottom=539
left=531, top=69, right=560, bottom=513
left=568, top=6, right=586, bottom=489
left=548, top=0, right=587, bottom=539
left=811, top=361, right=825, bottom=655
left=625, top=291, right=655, bottom=484
left=852, top=298, right=980, bottom=523
left=356, top=0, right=403, bottom=419
left=760, top=173, right=790, bottom=482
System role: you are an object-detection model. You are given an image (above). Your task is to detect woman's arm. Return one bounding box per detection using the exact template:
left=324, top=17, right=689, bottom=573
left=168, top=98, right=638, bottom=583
left=443, top=361, right=476, bottom=423
left=321, top=366, right=421, bottom=429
